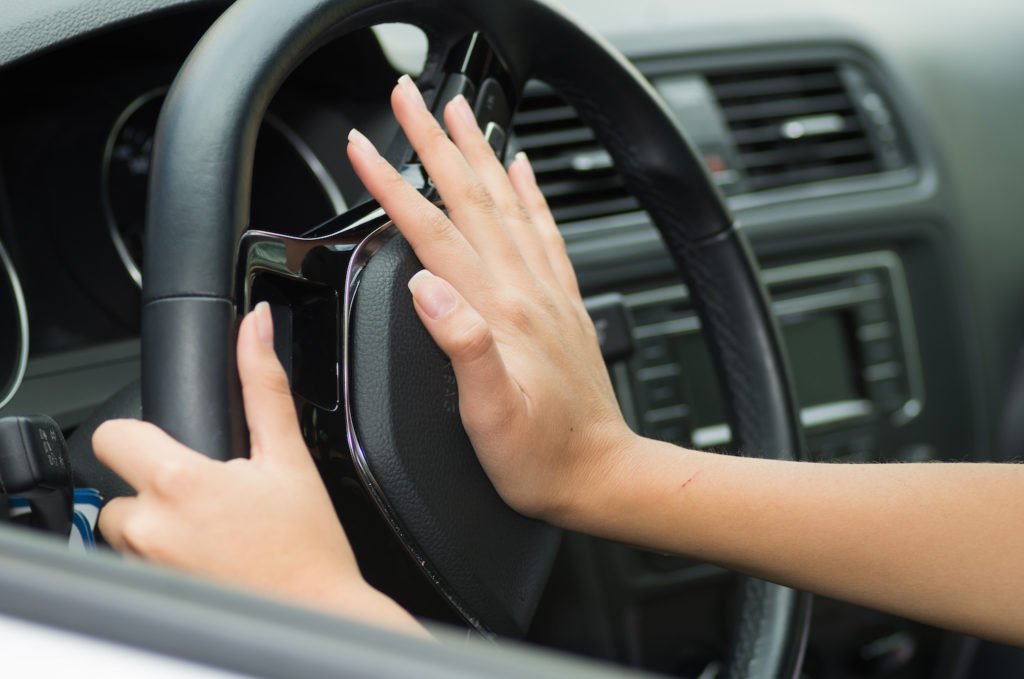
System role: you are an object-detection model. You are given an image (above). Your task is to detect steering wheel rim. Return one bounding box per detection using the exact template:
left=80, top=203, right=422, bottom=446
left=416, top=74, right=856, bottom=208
left=142, top=0, right=810, bottom=675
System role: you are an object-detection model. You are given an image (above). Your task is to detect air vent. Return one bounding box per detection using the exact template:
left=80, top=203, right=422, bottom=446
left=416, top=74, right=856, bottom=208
left=707, top=65, right=883, bottom=192
left=511, top=81, right=639, bottom=223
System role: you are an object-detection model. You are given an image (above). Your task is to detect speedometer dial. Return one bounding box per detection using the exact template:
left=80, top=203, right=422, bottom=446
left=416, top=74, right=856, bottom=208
left=102, top=89, right=346, bottom=286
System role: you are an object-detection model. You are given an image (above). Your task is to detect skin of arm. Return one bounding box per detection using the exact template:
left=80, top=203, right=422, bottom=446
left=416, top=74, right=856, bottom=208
left=572, top=439, right=1024, bottom=647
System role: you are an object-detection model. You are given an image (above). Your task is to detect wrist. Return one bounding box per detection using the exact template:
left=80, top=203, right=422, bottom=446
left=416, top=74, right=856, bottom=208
left=559, top=433, right=707, bottom=543
left=553, top=426, right=646, bottom=532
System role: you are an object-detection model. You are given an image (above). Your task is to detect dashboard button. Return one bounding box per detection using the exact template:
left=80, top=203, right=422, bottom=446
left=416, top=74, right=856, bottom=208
left=646, top=419, right=688, bottom=445
left=863, top=339, right=896, bottom=364
left=641, top=375, right=685, bottom=411
left=584, top=294, right=634, bottom=361
left=869, top=377, right=906, bottom=411
left=635, top=337, right=675, bottom=368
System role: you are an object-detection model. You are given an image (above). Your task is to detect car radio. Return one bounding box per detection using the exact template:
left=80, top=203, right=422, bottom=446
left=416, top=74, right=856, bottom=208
left=615, top=251, right=922, bottom=460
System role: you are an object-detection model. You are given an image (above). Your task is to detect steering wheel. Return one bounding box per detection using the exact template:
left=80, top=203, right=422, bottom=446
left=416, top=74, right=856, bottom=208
left=139, top=0, right=809, bottom=675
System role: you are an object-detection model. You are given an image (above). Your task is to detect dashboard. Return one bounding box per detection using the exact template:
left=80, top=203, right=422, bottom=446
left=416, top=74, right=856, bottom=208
left=1, top=0, right=1023, bottom=677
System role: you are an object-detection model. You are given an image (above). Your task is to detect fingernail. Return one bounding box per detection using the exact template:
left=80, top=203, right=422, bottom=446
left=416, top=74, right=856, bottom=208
left=398, top=74, right=428, bottom=112
left=514, top=151, right=536, bottom=183
left=254, top=302, right=274, bottom=347
left=408, top=270, right=457, bottom=319
left=348, top=128, right=380, bottom=159
left=450, top=95, right=479, bottom=130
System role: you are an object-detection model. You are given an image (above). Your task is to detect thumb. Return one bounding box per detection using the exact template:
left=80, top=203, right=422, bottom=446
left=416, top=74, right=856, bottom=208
left=237, top=302, right=306, bottom=463
left=407, top=270, right=524, bottom=435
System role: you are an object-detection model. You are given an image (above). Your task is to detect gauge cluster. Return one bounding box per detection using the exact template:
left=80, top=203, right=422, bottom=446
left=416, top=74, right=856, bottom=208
left=0, top=7, right=392, bottom=358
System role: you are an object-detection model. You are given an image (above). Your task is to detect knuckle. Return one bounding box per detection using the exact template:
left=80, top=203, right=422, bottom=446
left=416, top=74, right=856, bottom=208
left=97, top=499, right=124, bottom=537
left=499, top=198, right=532, bottom=226
left=516, top=204, right=534, bottom=225
left=381, top=162, right=410, bottom=191
left=463, top=398, right=517, bottom=439
left=257, top=367, right=293, bottom=400
left=422, top=209, right=459, bottom=244
left=422, top=125, right=452, bottom=153
left=542, top=225, right=567, bottom=253
left=459, top=182, right=498, bottom=213
left=91, top=423, right=115, bottom=461
left=92, top=419, right=140, bottom=461
left=496, top=293, right=534, bottom=332
left=449, top=316, right=495, bottom=364
left=532, top=284, right=561, bottom=317
left=152, top=459, right=193, bottom=496
left=527, top=188, right=551, bottom=213
left=123, top=513, right=159, bottom=556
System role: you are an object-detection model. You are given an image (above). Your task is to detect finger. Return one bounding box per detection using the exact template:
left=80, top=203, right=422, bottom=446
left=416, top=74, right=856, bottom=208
left=98, top=496, right=141, bottom=554
left=390, top=76, right=523, bottom=268
left=236, top=303, right=309, bottom=465
left=443, top=96, right=559, bottom=286
left=93, top=419, right=202, bottom=494
left=346, top=128, right=492, bottom=295
left=407, top=270, right=525, bottom=435
left=508, top=153, right=584, bottom=303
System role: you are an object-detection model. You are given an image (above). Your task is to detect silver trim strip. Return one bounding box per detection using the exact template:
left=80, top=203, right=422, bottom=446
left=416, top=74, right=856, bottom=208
left=0, top=239, right=29, bottom=410
left=101, top=88, right=165, bottom=287
left=693, top=399, right=874, bottom=449
left=266, top=114, right=347, bottom=216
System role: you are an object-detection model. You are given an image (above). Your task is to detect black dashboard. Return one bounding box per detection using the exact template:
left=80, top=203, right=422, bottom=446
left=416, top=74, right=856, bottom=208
left=1, top=0, right=1023, bottom=677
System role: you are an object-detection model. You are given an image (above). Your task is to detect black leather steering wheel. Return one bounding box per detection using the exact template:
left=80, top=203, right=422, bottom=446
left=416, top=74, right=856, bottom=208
left=141, top=0, right=809, bottom=675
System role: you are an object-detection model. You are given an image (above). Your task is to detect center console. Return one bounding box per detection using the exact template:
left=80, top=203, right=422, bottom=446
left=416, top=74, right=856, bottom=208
left=615, top=251, right=923, bottom=461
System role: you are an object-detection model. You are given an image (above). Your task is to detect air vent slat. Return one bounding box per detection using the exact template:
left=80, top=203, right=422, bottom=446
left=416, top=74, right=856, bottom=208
left=730, top=115, right=864, bottom=145
left=535, top=175, right=626, bottom=200
left=711, top=72, right=842, bottom=101
left=746, top=160, right=878, bottom=192
left=512, top=105, right=578, bottom=127
left=708, top=64, right=883, bottom=192
left=740, top=138, right=873, bottom=170
left=719, top=94, right=854, bottom=124
left=552, top=197, right=640, bottom=224
left=511, top=80, right=639, bottom=224
left=515, top=127, right=596, bottom=151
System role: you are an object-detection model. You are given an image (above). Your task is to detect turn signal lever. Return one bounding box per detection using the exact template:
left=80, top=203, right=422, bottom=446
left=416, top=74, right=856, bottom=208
left=0, top=415, right=73, bottom=537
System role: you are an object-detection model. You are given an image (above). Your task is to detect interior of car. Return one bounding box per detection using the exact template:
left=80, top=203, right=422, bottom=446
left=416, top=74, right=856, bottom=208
left=1, top=0, right=1022, bottom=677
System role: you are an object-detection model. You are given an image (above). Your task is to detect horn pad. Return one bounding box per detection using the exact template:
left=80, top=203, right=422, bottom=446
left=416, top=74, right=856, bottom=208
left=347, top=230, right=560, bottom=636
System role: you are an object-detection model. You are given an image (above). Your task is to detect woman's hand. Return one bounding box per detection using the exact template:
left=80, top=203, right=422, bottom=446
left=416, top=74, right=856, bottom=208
left=346, top=76, right=640, bottom=525
left=95, top=303, right=425, bottom=636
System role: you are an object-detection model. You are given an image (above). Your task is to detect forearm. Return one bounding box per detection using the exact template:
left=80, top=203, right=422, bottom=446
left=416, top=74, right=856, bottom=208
left=571, top=436, right=1024, bottom=646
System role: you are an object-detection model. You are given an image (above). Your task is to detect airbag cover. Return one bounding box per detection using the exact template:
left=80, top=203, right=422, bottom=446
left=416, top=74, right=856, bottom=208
left=348, top=231, right=560, bottom=636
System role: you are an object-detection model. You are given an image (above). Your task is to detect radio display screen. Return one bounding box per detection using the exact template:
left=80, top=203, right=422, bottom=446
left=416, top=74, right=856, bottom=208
left=678, top=311, right=863, bottom=429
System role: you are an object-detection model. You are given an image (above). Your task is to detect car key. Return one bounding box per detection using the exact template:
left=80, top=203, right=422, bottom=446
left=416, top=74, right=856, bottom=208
left=0, top=415, right=74, bottom=537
